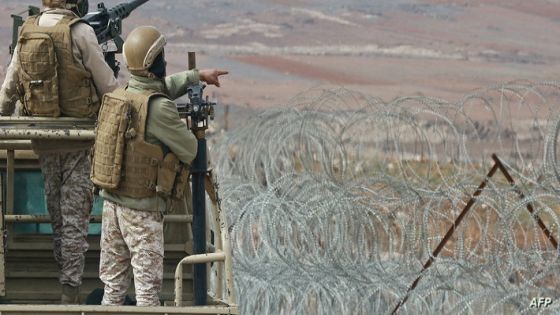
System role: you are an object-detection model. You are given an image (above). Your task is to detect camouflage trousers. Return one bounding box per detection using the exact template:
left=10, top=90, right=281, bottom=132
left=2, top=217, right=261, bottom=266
left=99, top=200, right=164, bottom=307
left=38, top=149, right=93, bottom=287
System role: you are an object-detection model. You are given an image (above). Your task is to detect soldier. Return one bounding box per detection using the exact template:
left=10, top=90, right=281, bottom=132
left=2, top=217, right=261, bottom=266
left=0, top=0, right=119, bottom=304
left=92, top=25, right=227, bottom=306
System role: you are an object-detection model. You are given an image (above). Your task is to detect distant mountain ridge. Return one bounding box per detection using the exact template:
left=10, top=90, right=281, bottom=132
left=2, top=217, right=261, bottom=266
left=1, top=0, right=559, bottom=107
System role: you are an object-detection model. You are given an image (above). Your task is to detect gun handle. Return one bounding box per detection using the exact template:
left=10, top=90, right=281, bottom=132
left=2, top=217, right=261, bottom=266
left=188, top=52, right=196, bottom=70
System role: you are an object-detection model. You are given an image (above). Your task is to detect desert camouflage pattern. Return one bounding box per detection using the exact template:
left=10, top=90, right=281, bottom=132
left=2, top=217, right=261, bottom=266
left=38, top=149, right=93, bottom=287
left=99, top=200, right=164, bottom=307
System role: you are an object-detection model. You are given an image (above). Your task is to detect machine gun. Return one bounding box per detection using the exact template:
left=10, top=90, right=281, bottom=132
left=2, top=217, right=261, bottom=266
left=83, top=0, right=149, bottom=76
left=176, top=54, right=217, bottom=130
left=9, top=0, right=150, bottom=77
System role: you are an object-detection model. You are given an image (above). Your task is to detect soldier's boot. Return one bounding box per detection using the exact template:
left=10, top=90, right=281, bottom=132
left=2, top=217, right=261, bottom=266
left=61, top=284, right=80, bottom=304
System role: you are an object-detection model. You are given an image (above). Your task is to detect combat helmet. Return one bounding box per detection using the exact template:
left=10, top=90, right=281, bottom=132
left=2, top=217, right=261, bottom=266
left=123, top=26, right=167, bottom=78
left=42, top=0, right=89, bottom=17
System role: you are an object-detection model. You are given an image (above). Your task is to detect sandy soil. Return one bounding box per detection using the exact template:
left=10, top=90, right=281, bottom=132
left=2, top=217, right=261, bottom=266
left=1, top=0, right=560, bottom=115
left=178, top=52, right=560, bottom=111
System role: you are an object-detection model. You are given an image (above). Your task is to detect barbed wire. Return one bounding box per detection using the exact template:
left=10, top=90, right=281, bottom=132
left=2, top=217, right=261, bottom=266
left=210, top=81, right=560, bottom=314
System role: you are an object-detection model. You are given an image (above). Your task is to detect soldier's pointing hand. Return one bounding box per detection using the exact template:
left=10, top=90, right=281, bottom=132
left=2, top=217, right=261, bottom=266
left=199, top=69, right=229, bottom=87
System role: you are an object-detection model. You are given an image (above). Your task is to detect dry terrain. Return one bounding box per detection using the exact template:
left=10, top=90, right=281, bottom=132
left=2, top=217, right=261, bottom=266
left=0, top=0, right=559, bottom=113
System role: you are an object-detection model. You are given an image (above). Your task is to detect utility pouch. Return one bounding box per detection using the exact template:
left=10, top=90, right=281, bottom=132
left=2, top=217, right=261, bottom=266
left=90, top=92, right=131, bottom=189
left=157, top=153, right=180, bottom=198
left=17, top=32, right=60, bottom=117
left=157, top=153, right=190, bottom=200
left=173, top=165, right=190, bottom=200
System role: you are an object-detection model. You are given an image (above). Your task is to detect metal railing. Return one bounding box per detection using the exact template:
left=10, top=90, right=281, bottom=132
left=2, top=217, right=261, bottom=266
left=3, top=214, right=192, bottom=223
left=0, top=117, right=237, bottom=309
left=174, top=174, right=237, bottom=307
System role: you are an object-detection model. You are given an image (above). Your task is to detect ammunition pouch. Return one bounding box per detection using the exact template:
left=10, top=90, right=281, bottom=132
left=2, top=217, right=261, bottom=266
left=157, top=153, right=190, bottom=200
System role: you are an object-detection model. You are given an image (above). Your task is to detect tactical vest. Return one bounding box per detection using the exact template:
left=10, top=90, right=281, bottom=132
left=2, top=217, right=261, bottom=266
left=17, top=12, right=99, bottom=117
left=91, top=88, right=189, bottom=199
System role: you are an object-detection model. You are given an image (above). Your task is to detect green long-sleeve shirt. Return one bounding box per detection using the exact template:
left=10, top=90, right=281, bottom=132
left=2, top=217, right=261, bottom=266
left=100, top=70, right=199, bottom=212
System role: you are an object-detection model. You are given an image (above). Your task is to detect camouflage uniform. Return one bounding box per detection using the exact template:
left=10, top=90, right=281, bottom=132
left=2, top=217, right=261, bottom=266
left=0, top=6, right=118, bottom=300
left=98, top=70, right=199, bottom=306
left=38, top=149, right=93, bottom=287
left=99, top=200, right=164, bottom=307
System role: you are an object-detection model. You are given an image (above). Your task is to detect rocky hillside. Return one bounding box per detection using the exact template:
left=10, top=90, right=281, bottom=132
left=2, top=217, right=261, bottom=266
left=1, top=0, right=559, bottom=109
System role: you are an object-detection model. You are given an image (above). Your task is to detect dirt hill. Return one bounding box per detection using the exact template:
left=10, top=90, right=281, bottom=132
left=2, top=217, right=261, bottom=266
left=1, top=0, right=559, bottom=109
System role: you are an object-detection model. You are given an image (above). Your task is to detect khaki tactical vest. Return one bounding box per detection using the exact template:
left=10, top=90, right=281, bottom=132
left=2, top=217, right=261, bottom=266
left=91, top=88, right=189, bottom=199
left=17, top=12, right=99, bottom=117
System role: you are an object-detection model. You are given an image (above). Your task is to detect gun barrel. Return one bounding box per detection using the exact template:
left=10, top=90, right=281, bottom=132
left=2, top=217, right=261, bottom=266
left=109, top=0, right=149, bottom=20
left=128, top=0, right=150, bottom=9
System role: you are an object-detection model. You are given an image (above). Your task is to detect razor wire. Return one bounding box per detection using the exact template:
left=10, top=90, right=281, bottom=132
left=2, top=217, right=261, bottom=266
left=209, top=81, right=560, bottom=314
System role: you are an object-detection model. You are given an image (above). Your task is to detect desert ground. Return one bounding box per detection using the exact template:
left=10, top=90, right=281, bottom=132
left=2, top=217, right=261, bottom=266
left=1, top=2, right=560, bottom=313
left=0, top=0, right=559, bottom=113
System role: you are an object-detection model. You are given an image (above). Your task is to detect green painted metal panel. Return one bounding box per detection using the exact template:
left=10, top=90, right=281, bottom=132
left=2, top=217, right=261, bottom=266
left=2, top=170, right=102, bottom=234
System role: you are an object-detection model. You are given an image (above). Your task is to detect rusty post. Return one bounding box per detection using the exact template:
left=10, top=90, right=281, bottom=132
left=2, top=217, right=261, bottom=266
left=491, top=154, right=558, bottom=249
left=188, top=52, right=196, bottom=70
left=392, top=154, right=560, bottom=314
left=391, top=160, right=500, bottom=315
